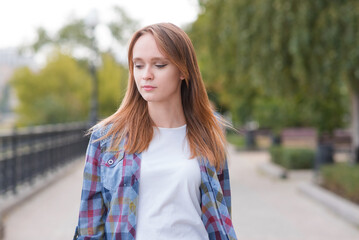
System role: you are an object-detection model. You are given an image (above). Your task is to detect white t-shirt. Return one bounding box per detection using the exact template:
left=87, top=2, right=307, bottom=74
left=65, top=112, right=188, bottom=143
left=136, top=124, right=208, bottom=240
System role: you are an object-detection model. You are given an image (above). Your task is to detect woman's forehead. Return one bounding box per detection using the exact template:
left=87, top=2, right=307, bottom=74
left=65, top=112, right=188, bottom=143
left=132, top=34, right=164, bottom=59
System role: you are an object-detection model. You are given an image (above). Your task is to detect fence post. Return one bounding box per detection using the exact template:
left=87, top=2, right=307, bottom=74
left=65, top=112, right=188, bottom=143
left=11, top=127, right=18, bottom=194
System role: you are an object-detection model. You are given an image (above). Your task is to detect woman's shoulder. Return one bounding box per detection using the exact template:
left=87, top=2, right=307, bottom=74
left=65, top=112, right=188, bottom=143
left=92, top=123, right=112, bottom=137
left=90, top=123, right=114, bottom=148
left=91, top=122, right=127, bottom=152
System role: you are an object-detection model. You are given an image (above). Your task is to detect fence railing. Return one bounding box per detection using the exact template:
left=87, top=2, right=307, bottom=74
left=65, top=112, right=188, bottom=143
left=0, top=122, right=89, bottom=195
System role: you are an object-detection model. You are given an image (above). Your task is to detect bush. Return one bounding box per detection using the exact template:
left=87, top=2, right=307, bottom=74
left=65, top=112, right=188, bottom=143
left=269, top=146, right=283, bottom=165
left=321, top=163, right=359, bottom=205
left=283, top=148, right=314, bottom=169
left=269, top=147, right=315, bottom=169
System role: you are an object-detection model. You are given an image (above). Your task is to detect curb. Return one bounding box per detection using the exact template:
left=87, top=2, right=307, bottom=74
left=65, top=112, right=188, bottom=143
left=0, top=157, right=84, bottom=239
left=257, top=162, right=288, bottom=179
left=298, top=182, right=359, bottom=228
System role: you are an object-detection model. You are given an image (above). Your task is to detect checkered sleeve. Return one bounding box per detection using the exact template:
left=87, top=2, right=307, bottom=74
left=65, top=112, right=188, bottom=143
left=217, top=159, right=232, bottom=217
left=75, top=131, right=107, bottom=239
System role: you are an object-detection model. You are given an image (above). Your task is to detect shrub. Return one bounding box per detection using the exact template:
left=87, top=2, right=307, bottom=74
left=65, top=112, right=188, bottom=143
left=269, top=146, right=283, bottom=165
left=282, top=148, right=314, bottom=169
left=269, top=147, right=315, bottom=169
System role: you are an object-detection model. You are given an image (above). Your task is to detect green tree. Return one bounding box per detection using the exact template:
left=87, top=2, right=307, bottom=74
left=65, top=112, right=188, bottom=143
left=97, top=53, right=128, bottom=118
left=189, top=0, right=274, bottom=126
left=22, top=7, right=137, bottom=125
left=11, top=52, right=91, bottom=126
left=237, top=0, right=356, bottom=159
left=190, top=0, right=357, bottom=161
left=0, top=83, right=11, bottom=113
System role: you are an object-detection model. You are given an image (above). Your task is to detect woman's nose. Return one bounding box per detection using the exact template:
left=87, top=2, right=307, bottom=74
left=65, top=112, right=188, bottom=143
left=143, top=66, right=153, bottom=80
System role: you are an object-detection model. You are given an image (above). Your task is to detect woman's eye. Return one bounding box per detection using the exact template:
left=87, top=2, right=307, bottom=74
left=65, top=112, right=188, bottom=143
left=134, top=64, right=143, bottom=69
left=155, top=64, right=167, bottom=68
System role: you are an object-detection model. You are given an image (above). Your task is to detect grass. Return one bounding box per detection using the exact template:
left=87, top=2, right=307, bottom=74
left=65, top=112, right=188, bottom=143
left=226, top=132, right=245, bottom=149
left=320, top=163, right=359, bottom=205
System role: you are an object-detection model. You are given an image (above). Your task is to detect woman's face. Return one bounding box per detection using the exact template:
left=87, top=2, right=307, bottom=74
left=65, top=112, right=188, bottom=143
left=132, top=33, right=183, bottom=104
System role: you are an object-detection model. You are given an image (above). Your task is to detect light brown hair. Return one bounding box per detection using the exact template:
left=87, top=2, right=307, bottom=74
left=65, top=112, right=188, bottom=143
left=93, top=23, right=229, bottom=170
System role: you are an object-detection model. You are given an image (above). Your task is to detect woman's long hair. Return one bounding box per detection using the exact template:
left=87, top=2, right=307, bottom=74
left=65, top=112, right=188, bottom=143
left=93, top=23, right=229, bottom=170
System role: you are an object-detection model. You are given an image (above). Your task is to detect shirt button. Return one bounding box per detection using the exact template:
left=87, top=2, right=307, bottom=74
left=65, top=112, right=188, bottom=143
left=108, top=159, right=114, bottom=165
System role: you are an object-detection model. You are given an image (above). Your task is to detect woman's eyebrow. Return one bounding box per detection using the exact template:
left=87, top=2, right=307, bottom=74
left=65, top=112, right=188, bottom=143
left=132, top=57, right=142, bottom=62
left=151, top=57, right=169, bottom=61
left=133, top=57, right=169, bottom=62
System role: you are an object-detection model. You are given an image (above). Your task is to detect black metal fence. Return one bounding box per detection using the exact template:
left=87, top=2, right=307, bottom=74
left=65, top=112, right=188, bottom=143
left=0, top=122, right=89, bottom=195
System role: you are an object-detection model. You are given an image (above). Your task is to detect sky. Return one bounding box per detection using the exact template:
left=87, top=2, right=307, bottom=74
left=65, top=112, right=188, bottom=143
left=0, top=0, right=200, bottom=49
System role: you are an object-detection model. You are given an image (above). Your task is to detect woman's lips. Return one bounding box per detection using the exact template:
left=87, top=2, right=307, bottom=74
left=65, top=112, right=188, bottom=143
left=143, top=85, right=156, bottom=91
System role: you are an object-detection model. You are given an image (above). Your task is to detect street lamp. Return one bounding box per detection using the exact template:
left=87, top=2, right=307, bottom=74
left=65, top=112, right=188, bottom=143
left=85, top=10, right=99, bottom=126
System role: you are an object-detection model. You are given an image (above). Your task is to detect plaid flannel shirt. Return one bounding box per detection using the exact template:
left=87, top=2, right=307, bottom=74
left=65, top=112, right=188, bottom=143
left=74, top=125, right=237, bottom=240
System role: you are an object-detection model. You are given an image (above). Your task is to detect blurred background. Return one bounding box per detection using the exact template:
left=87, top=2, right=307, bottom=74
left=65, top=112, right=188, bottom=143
left=0, top=0, right=359, bottom=239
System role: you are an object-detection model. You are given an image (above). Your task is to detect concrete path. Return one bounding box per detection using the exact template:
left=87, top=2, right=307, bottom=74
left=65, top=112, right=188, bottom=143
left=2, top=146, right=359, bottom=239
left=228, top=145, right=359, bottom=240
left=2, top=160, right=84, bottom=240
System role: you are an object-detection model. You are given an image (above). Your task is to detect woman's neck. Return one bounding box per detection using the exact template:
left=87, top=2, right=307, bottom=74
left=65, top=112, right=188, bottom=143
left=147, top=101, right=186, bottom=128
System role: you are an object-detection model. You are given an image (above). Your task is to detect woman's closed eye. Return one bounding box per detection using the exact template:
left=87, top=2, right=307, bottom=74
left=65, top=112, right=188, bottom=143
left=134, top=64, right=144, bottom=69
left=134, top=64, right=167, bottom=69
left=155, top=64, right=167, bottom=68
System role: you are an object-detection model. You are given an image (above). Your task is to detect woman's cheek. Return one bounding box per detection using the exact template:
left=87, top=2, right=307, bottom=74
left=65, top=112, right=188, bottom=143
left=133, top=73, right=141, bottom=87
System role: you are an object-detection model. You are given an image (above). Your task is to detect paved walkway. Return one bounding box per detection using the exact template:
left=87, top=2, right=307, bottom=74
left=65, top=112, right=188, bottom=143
left=228, top=145, right=359, bottom=240
left=2, top=146, right=359, bottom=239
left=2, top=160, right=84, bottom=240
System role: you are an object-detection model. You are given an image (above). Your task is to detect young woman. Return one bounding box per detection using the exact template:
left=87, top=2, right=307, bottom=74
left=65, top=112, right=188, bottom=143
left=74, top=23, right=237, bottom=240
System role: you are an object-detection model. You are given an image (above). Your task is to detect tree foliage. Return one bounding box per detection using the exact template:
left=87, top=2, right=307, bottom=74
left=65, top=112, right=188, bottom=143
left=11, top=52, right=91, bottom=126
left=97, top=53, right=128, bottom=118
left=13, top=6, right=136, bottom=126
left=190, top=0, right=354, bottom=135
left=0, top=83, right=11, bottom=113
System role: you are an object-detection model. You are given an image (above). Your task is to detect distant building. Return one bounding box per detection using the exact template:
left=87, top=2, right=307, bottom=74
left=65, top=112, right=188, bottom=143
left=0, top=48, right=35, bottom=126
